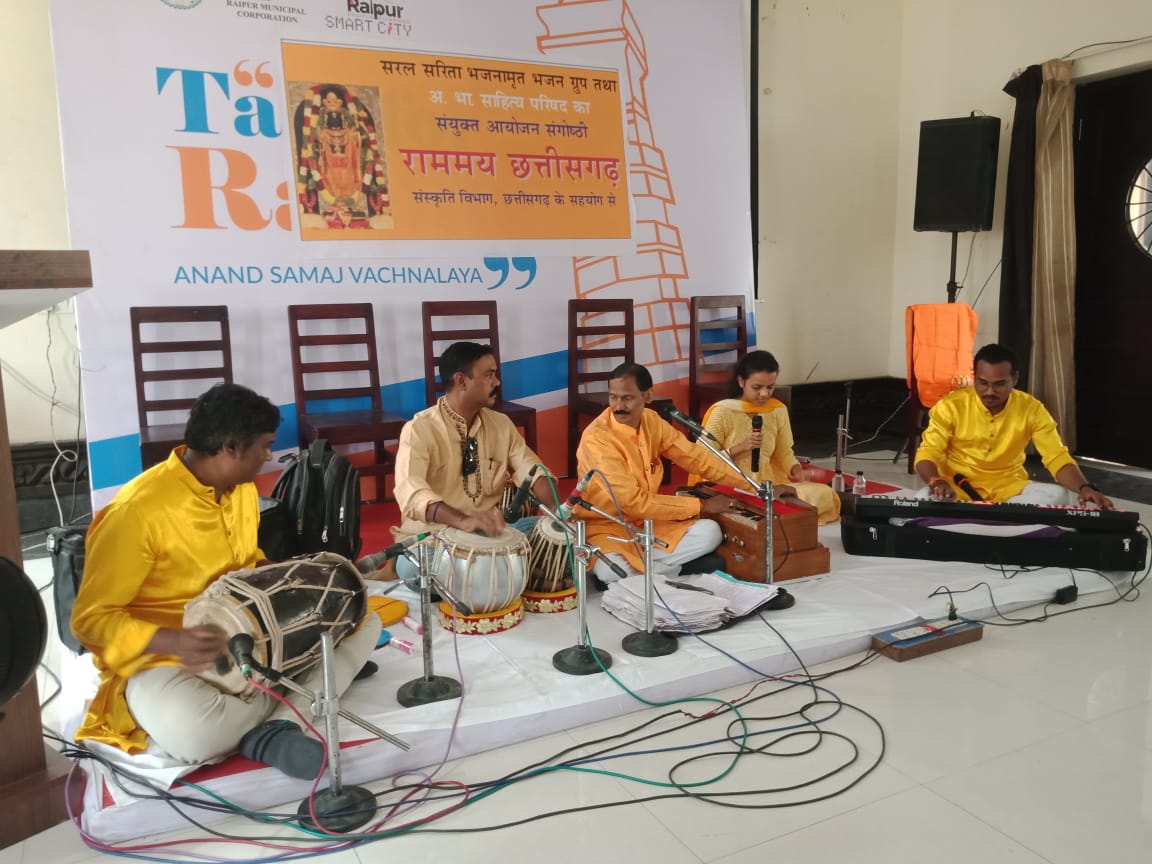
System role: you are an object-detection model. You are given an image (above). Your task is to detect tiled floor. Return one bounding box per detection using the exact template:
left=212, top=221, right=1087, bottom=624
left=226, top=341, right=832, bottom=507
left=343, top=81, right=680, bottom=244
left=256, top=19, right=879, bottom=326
left=7, top=451, right=1152, bottom=863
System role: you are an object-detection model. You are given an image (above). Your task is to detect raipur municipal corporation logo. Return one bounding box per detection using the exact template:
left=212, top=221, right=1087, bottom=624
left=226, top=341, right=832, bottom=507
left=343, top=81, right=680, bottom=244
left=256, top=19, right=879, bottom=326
left=161, top=0, right=203, bottom=9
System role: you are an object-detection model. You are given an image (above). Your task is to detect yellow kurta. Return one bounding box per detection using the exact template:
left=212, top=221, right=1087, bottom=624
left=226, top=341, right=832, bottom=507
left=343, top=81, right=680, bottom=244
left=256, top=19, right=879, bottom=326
left=71, top=447, right=263, bottom=752
left=393, top=398, right=542, bottom=541
left=576, top=407, right=750, bottom=570
left=915, top=387, right=1077, bottom=502
left=695, top=398, right=841, bottom=524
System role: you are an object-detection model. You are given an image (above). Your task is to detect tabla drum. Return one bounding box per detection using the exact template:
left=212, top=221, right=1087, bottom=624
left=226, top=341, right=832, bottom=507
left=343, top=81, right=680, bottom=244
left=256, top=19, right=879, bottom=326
left=184, top=552, right=366, bottom=697
left=432, top=526, right=530, bottom=633
left=522, top=518, right=578, bottom=614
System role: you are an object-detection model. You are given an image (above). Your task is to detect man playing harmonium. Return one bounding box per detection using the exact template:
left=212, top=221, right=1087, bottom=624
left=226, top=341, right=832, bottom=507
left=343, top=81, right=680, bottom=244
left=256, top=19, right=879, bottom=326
left=575, top=362, right=759, bottom=586
left=71, top=384, right=381, bottom=780
left=915, top=343, right=1113, bottom=509
left=391, top=341, right=562, bottom=587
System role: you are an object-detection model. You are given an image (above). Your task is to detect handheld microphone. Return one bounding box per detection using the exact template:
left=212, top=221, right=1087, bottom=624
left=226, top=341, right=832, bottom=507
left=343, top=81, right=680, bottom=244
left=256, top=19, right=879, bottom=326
left=229, top=633, right=256, bottom=670
left=504, top=465, right=539, bottom=522
left=556, top=471, right=596, bottom=521
left=355, top=532, right=431, bottom=575
left=750, top=414, right=763, bottom=472
left=953, top=473, right=984, bottom=502
left=660, top=405, right=718, bottom=442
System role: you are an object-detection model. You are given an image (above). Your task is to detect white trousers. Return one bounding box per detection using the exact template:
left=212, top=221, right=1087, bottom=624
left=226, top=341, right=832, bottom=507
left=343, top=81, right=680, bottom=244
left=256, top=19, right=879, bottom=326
left=125, top=614, right=381, bottom=765
left=914, top=481, right=1072, bottom=506
left=593, top=518, right=723, bottom=582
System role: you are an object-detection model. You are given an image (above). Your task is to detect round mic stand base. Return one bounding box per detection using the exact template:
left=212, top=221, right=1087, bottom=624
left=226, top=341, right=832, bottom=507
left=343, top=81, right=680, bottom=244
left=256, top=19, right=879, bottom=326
left=622, top=629, right=678, bottom=657
left=297, top=784, right=377, bottom=834
left=553, top=644, right=613, bottom=675
left=397, top=674, right=462, bottom=707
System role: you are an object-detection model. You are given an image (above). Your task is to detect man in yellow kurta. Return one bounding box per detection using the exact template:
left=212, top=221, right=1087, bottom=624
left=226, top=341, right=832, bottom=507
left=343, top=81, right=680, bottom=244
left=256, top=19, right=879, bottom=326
left=695, top=350, right=840, bottom=524
left=71, top=383, right=380, bottom=779
left=392, top=342, right=560, bottom=584
left=915, top=343, right=1113, bottom=508
left=576, top=363, right=754, bottom=584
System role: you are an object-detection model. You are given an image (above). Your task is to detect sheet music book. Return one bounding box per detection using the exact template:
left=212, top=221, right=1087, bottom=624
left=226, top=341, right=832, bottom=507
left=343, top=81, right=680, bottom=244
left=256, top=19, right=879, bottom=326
left=601, top=571, right=779, bottom=633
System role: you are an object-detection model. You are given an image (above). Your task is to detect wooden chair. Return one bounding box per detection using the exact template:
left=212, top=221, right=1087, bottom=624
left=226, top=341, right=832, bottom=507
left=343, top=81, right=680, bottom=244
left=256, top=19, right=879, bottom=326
left=420, top=301, right=538, bottom=451
left=130, top=305, right=232, bottom=469
left=567, top=298, right=672, bottom=477
left=688, top=294, right=749, bottom=420
left=287, top=303, right=405, bottom=502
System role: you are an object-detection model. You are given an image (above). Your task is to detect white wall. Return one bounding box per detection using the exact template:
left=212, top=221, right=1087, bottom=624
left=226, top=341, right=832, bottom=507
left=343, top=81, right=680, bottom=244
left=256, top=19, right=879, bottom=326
left=756, top=0, right=904, bottom=384
left=758, top=0, right=1152, bottom=384
left=0, top=0, right=81, bottom=445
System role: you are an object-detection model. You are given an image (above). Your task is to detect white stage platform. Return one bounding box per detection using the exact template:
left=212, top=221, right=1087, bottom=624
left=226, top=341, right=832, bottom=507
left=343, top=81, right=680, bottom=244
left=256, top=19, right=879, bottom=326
left=68, top=502, right=1147, bottom=843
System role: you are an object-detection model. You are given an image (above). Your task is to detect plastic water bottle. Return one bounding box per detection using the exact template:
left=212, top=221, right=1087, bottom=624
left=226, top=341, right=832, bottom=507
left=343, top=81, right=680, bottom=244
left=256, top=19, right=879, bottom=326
left=854, top=470, right=867, bottom=496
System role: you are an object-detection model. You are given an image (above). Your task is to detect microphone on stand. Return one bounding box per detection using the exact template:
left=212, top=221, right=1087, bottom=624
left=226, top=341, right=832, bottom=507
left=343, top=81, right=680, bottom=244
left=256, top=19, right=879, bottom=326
left=355, top=532, right=431, bottom=575
left=556, top=471, right=596, bottom=521
left=750, top=414, right=763, bottom=473
left=504, top=466, right=539, bottom=522
left=659, top=405, right=719, bottom=442
left=953, top=473, right=984, bottom=502
left=229, top=633, right=256, bottom=670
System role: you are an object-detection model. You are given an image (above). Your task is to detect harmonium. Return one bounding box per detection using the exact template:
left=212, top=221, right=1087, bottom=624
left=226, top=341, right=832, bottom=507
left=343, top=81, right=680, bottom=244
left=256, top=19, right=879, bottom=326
left=678, top=484, right=831, bottom=582
left=843, top=496, right=1148, bottom=570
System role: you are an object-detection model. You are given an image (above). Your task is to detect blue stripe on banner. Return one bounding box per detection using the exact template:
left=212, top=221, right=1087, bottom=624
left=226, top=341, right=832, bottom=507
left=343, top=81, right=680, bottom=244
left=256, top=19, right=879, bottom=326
left=88, top=434, right=143, bottom=489
left=91, top=350, right=571, bottom=491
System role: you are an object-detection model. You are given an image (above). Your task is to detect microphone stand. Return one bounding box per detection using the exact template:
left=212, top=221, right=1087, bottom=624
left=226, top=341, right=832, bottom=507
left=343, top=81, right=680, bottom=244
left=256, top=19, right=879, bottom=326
left=295, top=634, right=377, bottom=832
left=687, top=429, right=777, bottom=586
left=575, top=497, right=676, bottom=657
left=832, top=413, right=847, bottom=493
left=396, top=538, right=463, bottom=707
left=549, top=516, right=614, bottom=675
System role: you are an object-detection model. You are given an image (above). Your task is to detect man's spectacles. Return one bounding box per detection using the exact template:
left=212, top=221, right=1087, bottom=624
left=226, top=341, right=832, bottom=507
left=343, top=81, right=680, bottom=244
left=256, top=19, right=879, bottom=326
left=462, top=436, right=479, bottom=476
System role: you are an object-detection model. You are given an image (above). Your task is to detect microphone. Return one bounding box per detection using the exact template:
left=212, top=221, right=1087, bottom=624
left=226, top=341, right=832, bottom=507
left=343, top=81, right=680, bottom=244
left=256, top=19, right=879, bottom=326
left=660, top=404, right=718, bottom=442
left=556, top=471, right=596, bottom=521
left=504, top=465, right=539, bottom=522
left=355, top=532, right=431, bottom=575
left=953, top=473, right=984, bottom=502
left=229, top=633, right=256, bottom=670
left=750, top=414, right=763, bottom=472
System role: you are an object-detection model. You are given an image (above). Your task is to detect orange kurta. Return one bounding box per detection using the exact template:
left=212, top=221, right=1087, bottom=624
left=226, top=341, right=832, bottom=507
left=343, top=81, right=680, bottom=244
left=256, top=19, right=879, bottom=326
left=575, top=408, right=750, bottom=570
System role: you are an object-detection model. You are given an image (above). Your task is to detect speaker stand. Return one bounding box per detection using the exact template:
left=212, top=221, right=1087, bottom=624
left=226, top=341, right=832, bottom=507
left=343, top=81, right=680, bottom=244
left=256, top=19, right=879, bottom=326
left=946, top=230, right=960, bottom=303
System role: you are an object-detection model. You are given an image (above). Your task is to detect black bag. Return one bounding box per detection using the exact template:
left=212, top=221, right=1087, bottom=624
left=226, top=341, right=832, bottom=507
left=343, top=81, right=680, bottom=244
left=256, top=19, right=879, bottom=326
left=270, top=439, right=362, bottom=559
left=257, top=496, right=290, bottom=562
left=46, top=526, right=87, bottom=654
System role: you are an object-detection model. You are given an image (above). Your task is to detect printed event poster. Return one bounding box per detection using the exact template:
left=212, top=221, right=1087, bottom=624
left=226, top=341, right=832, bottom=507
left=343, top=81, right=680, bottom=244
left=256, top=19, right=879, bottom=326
left=282, top=43, right=629, bottom=240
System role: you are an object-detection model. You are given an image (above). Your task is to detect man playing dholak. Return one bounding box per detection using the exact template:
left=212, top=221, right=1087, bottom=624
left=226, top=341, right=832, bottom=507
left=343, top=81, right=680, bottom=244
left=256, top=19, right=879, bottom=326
left=391, top=341, right=561, bottom=585
left=915, top=343, right=1114, bottom=509
left=71, top=384, right=381, bottom=779
left=575, top=362, right=761, bottom=586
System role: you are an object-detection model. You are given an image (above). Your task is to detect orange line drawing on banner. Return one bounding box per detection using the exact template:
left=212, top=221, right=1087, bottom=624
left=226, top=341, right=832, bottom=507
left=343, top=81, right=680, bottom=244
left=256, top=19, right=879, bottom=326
left=537, top=0, right=691, bottom=375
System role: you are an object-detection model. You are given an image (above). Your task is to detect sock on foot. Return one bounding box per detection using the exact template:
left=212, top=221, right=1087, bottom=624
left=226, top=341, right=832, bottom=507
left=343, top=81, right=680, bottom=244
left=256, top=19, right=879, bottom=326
left=238, top=720, right=324, bottom=780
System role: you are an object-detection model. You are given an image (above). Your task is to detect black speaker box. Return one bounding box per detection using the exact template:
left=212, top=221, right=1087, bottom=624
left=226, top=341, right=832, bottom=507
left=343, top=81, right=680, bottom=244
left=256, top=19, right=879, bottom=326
left=913, top=115, right=1000, bottom=232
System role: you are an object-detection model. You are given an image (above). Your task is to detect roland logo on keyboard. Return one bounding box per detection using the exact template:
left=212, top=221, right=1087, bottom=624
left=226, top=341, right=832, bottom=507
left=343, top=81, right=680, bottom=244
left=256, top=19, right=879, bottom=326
left=892, top=498, right=922, bottom=508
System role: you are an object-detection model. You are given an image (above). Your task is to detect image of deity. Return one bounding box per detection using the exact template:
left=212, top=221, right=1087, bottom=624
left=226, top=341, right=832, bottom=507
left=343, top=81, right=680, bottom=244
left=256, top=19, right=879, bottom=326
left=290, top=82, right=392, bottom=231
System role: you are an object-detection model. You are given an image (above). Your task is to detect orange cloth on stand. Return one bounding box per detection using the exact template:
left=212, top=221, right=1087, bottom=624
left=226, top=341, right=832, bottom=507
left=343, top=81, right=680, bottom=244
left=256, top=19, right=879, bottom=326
left=905, top=303, right=978, bottom=408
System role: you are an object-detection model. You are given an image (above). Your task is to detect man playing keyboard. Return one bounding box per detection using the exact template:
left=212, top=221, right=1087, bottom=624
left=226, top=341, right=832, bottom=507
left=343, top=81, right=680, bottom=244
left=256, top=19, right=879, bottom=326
left=914, top=343, right=1113, bottom=509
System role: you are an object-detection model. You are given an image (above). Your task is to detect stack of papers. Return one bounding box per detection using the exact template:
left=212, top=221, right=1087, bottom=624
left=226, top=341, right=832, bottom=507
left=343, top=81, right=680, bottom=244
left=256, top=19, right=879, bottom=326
left=601, top=571, right=780, bottom=633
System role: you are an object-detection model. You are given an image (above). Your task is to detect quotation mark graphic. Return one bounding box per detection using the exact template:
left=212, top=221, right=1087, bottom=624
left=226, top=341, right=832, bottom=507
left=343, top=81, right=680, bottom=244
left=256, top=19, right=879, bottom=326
left=483, top=257, right=538, bottom=290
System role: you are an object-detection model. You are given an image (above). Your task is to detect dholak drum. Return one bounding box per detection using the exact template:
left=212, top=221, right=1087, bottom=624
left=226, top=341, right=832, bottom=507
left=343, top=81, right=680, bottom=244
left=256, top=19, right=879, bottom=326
left=184, top=552, right=366, bottom=697
left=522, top=518, right=578, bottom=614
left=432, top=527, right=530, bottom=634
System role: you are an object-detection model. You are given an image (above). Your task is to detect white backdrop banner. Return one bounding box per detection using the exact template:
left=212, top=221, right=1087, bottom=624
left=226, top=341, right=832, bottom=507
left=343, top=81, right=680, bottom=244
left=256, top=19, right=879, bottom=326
left=49, top=0, right=753, bottom=506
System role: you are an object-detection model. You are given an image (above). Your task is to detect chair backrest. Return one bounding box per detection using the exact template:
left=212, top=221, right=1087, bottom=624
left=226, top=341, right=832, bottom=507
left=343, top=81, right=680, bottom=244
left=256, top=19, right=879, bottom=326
left=689, top=294, right=748, bottom=392
left=421, top=301, right=501, bottom=405
left=287, top=303, right=382, bottom=417
left=568, top=298, right=635, bottom=397
left=130, top=305, right=232, bottom=430
left=905, top=303, right=978, bottom=408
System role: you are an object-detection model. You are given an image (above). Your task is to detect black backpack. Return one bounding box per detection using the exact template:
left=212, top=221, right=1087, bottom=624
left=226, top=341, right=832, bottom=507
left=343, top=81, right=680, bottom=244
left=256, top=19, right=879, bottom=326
left=270, top=439, right=362, bottom=559
left=46, top=526, right=87, bottom=654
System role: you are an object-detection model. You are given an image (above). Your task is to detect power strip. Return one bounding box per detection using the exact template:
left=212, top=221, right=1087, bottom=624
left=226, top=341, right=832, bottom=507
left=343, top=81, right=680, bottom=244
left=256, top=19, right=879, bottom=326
left=871, top=618, right=984, bottom=662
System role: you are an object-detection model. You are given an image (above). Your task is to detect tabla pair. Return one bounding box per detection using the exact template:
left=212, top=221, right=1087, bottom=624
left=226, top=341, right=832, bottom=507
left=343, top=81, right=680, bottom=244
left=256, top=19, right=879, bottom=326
left=424, top=520, right=578, bottom=635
